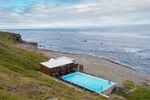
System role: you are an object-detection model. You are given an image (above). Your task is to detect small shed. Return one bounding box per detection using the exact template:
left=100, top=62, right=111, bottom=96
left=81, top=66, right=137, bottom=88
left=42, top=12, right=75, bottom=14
left=40, top=56, right=83, bottom=76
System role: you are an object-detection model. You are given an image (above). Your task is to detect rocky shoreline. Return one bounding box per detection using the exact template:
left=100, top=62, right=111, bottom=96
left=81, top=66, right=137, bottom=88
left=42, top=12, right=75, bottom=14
left=2, top=31, right=147, bottom=86
left=16, top=38, right=150, bottom=86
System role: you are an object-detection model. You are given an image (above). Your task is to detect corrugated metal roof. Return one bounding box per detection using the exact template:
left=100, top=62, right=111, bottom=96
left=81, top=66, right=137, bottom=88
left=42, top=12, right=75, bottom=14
left=41, top=56, right=74, bottom=68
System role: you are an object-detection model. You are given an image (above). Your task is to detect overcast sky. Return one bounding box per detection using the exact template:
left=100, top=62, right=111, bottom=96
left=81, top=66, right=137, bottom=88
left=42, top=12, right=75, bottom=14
left=0, top=0, right=150, bottom=29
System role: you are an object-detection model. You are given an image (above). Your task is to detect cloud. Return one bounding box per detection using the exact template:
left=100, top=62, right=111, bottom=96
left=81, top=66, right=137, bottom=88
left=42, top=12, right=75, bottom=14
left=0, top=0, right=150, bottom=28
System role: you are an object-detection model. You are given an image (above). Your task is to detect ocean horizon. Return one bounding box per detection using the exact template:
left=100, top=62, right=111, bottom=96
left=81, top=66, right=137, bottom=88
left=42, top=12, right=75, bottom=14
left=1, top=27, right=150, bottom=75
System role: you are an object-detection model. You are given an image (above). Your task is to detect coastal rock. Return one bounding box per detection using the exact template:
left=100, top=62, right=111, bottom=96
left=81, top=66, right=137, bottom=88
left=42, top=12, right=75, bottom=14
left=0, top=31, right=38, bottom=47
left=25, top=41, right=38, bottom=47
left=83, top=39, right=87, bottom=42
left=0, top=31, right=23, bottom=43
left=110, top=94, right=126, bottom=100
left=39, top=45, right=44, bottom=49
left=14, top=34, right=23, bottom=43
left=113, top=86, right=129, bottom=95
left=144, top=81, right=150, bottom=86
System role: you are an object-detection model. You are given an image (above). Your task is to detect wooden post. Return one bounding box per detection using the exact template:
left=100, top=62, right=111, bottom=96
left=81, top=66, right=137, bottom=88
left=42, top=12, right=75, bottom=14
left=101, top=86, right=103, bottom=92
left=77, top=82, right=78, bottom=88
left=84, top=85, right=85, bottom=91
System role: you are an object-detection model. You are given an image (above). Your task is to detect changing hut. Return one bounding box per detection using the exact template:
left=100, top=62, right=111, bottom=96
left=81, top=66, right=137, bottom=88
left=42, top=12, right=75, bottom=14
left=40, top=56, right=83, bottom=76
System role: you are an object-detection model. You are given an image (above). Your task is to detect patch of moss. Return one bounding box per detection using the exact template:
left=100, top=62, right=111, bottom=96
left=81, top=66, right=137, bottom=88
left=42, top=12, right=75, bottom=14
left=123, top=80, right=135, bottom=89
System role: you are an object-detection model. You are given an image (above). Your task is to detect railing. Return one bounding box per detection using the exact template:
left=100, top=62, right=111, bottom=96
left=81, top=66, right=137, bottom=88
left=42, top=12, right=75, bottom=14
left=101, top=84, right=116, bottom=94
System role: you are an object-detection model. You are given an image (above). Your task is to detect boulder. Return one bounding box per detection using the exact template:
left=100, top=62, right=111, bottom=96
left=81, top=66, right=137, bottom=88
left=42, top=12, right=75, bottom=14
left=113, top=86, right=129, bottom=95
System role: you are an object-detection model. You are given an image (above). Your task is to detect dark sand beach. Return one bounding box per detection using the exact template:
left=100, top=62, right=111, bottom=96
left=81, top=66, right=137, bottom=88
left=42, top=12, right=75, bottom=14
left=17, top=42, right=150, bottom=86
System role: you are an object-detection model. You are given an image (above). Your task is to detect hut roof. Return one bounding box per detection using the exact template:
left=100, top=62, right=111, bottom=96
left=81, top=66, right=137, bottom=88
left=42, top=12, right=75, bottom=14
left=41, top=56, right=74, bottom=68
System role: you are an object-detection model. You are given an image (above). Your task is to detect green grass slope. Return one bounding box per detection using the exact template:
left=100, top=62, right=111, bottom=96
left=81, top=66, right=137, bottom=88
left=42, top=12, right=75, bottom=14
left=117, top=81, right=150, bottom=100
left=127, top=86, right=150, bottom=100
left=0, top=32, right=105, bottom=100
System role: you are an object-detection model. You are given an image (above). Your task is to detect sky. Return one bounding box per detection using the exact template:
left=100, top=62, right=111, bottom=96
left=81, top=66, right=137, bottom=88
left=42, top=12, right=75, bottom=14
left=0, top=0, right=150, bottom=29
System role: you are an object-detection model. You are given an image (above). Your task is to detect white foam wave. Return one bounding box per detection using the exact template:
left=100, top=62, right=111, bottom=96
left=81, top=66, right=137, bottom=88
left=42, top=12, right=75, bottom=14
left=124, top=48, right=141, bottom=53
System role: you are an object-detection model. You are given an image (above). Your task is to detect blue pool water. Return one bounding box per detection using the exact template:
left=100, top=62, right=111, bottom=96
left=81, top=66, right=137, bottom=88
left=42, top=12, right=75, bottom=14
left=62, top=72, right=116, bottom=93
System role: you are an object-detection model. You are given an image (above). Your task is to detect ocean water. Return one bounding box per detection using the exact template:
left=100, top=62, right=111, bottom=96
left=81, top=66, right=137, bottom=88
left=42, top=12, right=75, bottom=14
left=2, top=28, right=150, bottom=75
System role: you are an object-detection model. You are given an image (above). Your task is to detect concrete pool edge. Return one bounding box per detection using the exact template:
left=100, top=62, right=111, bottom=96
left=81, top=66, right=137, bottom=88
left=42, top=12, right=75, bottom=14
left=61, top=71, right=116, bottom=95
left=39, top=71, right=112, bottom=99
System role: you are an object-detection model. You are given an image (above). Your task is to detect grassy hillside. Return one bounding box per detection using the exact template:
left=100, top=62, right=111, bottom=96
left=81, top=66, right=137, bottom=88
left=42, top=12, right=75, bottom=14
left=0, top=32, right=105, bottom=100
left=126, top=86, right=150, bottom=100
left=114, top=80, right=150, bottom=100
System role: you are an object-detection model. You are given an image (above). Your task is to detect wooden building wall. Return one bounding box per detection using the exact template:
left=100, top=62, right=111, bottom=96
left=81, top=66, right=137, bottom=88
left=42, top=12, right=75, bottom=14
left=40, top=63, right=84, bottom=76
left=40, top=64, right=51, bottom=75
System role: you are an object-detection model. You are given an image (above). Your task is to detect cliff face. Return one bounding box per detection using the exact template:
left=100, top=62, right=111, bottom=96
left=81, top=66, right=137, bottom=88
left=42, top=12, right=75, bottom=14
left=0, top=31, right=37, bottom=46
left=0, top=31, right=23, bottom=43
left=12, top=33, right=23, bottom=43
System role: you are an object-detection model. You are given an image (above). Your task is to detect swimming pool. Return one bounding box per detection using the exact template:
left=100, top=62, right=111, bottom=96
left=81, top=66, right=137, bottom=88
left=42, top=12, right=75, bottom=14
left=62, top=72, right=116, bottom=93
